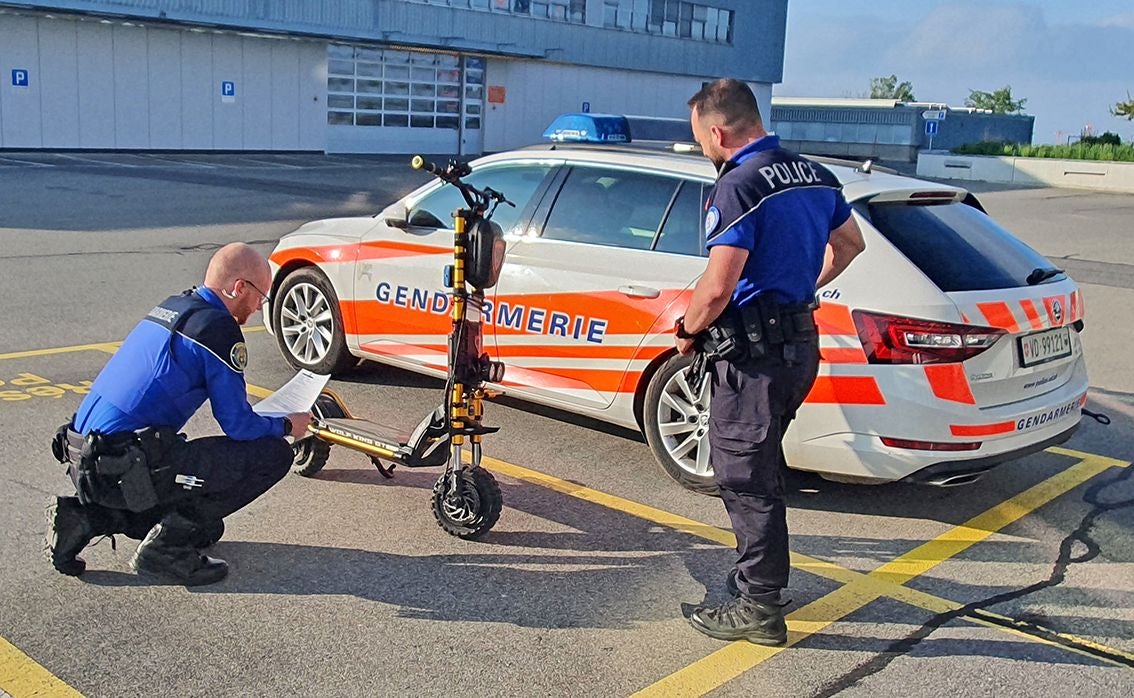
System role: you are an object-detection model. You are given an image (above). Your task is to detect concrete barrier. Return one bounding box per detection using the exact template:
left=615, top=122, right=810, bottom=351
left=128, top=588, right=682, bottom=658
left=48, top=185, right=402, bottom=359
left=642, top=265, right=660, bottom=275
left=917, top=152, right=1134, bottom=193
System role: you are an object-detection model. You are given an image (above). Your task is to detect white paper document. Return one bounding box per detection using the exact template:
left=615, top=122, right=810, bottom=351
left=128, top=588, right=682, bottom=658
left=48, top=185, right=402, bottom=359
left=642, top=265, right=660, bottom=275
left=252, top=370, right=330, bottom=417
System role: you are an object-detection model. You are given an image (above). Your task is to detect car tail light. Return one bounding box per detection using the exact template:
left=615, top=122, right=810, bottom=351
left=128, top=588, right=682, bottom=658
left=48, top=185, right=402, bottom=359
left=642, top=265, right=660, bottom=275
left=853, top=311, right=1005, bottom=365
left=880, top=437, right=982, bottom=451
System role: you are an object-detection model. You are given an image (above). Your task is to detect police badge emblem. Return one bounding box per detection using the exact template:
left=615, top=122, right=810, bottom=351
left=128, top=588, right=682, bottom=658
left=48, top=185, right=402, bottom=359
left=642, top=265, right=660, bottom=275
left=230, top=342, right=248, bottom=371
left=704, top=206, right=721, bottom=236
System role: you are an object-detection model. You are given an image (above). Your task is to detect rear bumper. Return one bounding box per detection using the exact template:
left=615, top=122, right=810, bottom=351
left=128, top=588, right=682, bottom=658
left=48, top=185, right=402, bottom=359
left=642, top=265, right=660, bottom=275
left=900, top=422, right=1079, bottom=486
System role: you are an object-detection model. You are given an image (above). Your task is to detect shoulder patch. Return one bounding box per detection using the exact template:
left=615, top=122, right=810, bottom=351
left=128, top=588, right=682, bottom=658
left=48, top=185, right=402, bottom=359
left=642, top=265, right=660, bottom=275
left=704, top=206, right=721, bottom=236
left=230, top=342, right=248, bottom=372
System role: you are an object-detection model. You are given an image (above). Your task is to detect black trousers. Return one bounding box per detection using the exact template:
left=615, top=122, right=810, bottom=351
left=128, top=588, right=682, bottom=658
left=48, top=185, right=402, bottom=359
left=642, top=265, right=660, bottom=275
left=91, top=434, right=294, bottom=538
left=708, top=340, right=819, bottom=604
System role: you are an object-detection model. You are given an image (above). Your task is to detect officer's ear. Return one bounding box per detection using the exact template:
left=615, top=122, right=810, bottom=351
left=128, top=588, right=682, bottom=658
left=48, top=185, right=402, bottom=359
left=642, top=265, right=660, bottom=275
left=709, top=123, right=727, bottom=149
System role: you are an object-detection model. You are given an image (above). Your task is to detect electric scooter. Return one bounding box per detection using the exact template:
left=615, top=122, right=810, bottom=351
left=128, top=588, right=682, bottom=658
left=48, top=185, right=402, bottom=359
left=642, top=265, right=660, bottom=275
left=289, top=156, right=510, bottom=539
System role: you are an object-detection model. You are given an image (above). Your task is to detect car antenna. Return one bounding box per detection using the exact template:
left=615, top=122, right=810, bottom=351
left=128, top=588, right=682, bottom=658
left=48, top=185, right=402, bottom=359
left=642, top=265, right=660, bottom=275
left=858, top=159, right=874, bottom=174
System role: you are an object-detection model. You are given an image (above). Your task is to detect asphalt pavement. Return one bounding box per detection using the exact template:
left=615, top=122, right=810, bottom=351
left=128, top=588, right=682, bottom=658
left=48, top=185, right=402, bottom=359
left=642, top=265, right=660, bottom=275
left=0, top=152, right=1131, bottom=697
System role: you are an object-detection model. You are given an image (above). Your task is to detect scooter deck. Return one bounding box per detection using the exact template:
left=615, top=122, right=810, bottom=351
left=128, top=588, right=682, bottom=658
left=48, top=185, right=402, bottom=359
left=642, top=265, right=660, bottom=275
left=316, top=417, right=410, bottom=455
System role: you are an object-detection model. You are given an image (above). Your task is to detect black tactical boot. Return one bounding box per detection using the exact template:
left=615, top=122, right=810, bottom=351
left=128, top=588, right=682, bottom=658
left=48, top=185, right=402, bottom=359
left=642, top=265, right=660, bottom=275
left=130, top=517, right=228, bottom=586
left=192, top=520, right=224, bottom=549
left=44, top=496, right=115, bottom=576
left=689, top=595, right=788, bottom=645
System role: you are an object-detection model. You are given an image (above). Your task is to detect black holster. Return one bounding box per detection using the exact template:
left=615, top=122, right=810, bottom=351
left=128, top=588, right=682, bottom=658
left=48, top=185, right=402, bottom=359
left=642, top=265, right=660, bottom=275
left=53, top=424, right=161, bottom=512
left=698, top=297, right=818, bottom=366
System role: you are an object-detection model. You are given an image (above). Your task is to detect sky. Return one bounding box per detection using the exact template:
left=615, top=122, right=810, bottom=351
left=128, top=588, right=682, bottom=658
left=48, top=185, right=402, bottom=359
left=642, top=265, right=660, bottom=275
left=778, top=0, right=1134, bottom=143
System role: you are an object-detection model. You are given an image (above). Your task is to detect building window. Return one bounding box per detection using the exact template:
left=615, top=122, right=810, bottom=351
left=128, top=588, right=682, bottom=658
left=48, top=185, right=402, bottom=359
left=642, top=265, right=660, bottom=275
left=402, top=0, right=586, bottom=24
left=327, top=46, right=484, bottom=130
left=602, top=0, right=732, bottom=43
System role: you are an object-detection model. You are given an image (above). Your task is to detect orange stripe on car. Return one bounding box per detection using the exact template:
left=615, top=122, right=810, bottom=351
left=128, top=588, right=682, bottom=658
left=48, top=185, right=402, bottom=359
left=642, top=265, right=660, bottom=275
left=1019, top=299, right=1045, bottom=330
left=950, top=421, right=1015, bottom=437
left=820, top=347, right=868, bottom=364
left=923, top=364, right=976, bottom=405
left=804, top=376, right=886, bottom=405
left=356, top=240, right=450, bottom=261
left=270, top=244, right=357, bottom=268
left=977, top=302, right=1020, bottom=333
left=1069, top=290, right=1080, bottom=323
left=499, top=365, right=636, bottom=393
left=494, top=344, right=661, bottom=360
left=491, top=289, right=687, bottom=337
left=342, top=300, right=452, bottom=336
left=815, top=303, right=857, bottom=336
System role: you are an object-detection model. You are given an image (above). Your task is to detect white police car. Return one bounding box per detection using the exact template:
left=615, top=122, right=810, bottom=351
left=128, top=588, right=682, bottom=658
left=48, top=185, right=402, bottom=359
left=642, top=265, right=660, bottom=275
left=265, top=113, right=1088, bottom=492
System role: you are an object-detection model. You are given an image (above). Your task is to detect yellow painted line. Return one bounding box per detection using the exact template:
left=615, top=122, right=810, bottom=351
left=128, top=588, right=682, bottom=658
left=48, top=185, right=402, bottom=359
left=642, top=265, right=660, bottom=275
left=0, top=636, right=83, bottom=697
left=246, top=384, right=273, bottom=399
left=1046, top=445, right=1129, bottom=470
left=632, top=454, right=1126, bottom=697
left=242, top=385, right=1134, bottom=687
left=0, top=343, right=120, bottom=361
left=0, top=327, right=265, bottom=362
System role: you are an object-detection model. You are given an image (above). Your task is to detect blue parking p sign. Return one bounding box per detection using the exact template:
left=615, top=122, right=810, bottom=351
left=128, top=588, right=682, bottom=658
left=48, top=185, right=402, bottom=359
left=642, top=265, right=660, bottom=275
left=11, top=69, right=29, bottom=87
left=221, top=81, right=235, bottom=97
left=925, top=120, right=939, bottom=136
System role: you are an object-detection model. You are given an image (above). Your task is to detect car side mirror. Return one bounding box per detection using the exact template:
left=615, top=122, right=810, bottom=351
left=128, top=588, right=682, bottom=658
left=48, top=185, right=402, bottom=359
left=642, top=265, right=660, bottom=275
left=384, top=206, right=409, bottom=229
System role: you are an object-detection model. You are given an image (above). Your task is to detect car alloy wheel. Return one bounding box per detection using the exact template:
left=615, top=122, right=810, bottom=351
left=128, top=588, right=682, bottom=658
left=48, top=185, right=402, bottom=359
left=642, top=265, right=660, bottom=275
left=279, top=282, right=335, bottom=366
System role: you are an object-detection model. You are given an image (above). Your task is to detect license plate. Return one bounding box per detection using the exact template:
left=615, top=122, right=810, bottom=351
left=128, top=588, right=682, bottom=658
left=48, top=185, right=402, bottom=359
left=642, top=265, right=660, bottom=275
left=1018, top=327, right=1073, bottom=368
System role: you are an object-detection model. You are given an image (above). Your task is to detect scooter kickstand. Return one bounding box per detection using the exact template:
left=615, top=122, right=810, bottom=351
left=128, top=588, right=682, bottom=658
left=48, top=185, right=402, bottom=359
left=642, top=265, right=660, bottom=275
left=370, top=456, right=396, bottom=479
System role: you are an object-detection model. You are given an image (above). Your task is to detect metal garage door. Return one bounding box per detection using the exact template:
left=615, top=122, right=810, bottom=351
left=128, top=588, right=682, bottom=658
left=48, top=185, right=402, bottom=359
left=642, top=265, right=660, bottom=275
left=325, top=45, right=485, bottom=155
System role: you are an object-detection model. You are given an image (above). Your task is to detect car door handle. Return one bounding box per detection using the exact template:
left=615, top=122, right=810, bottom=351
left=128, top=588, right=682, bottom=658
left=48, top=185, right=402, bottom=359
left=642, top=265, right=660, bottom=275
left=618, top=285, right=661, bottom=299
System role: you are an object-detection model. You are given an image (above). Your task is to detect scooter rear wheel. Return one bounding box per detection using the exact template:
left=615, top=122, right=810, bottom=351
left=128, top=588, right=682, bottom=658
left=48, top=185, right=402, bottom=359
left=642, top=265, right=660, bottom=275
left=291, top=437, right=331, bottom=477
left=431, top=467, right=502, bottom=539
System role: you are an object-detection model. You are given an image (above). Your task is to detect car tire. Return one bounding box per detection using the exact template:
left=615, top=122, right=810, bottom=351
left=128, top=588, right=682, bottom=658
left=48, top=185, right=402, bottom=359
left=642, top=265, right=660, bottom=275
left=272, top=267, right=357, bottom=375
left=643, top=353, right=718, bottom=495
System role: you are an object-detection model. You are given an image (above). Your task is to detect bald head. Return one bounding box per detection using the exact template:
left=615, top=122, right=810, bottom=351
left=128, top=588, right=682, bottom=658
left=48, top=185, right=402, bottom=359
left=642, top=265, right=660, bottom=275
left=205, top=243, right=269, bottom=290
left=204, top=243, right=272, bottom=325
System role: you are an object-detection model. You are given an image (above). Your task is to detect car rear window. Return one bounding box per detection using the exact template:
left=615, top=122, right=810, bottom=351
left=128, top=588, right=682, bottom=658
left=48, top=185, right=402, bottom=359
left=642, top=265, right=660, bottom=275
left=863, top=201, right=1066, bottom=292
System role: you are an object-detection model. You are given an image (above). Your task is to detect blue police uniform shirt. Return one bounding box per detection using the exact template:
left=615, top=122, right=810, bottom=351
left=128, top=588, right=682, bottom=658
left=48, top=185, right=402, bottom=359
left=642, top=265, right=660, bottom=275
left=704, top=134, right=852, bottom=306
left=74, top=287, right=286, bottom=440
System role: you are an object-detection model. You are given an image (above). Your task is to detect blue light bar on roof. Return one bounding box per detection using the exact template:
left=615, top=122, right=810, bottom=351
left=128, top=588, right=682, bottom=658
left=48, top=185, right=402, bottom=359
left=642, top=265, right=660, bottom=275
left=542, top=113, right=631, bottom=143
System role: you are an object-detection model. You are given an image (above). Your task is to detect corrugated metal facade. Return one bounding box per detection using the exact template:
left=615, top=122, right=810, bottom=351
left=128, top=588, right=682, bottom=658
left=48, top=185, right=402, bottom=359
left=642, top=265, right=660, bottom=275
left=0, top=0, right=788, bottom=152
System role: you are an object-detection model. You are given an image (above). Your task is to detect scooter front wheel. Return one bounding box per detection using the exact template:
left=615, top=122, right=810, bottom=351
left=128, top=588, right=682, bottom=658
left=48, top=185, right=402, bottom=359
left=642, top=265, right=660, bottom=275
left=431, top=467, right=502, bottom=539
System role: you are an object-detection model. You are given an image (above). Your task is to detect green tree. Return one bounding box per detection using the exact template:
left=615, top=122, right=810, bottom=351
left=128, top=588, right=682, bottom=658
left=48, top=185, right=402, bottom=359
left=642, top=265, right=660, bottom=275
left=1112, top=92, right=1134, bottom=120
left=965, top=86, right=1027, bottom=114
left=869, top=74, right=916, bottom=102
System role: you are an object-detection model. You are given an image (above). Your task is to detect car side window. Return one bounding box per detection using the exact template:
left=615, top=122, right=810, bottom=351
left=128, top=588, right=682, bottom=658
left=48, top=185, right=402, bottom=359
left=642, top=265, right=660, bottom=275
left=654, top=180, right=708, bottom=256
left=541, top=167, right=679, bottom=250
left=408, top=164, right=552, bottom=233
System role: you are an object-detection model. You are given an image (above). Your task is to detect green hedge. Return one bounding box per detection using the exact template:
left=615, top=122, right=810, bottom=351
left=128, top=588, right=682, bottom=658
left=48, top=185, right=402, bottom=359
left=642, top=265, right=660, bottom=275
left=952, top=141, right=1134, bottom=162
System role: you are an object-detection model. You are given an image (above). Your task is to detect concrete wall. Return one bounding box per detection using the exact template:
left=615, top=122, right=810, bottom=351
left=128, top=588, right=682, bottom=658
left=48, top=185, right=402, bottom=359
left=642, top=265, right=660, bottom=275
left=917, top=153, right=1134, bottom=193
left=0, top=13, right=325, bottom=150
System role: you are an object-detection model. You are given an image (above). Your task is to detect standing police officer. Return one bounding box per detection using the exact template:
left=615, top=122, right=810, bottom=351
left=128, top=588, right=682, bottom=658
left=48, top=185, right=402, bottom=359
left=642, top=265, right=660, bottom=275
left=46, top=243, right=313, bottom=586
left=676, top=79, right=865, bottom=644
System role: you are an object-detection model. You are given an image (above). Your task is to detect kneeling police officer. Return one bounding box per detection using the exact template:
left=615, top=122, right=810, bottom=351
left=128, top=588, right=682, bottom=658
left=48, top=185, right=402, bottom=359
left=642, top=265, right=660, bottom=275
left=47, top=243, right=313, bottom=586
left=677, top=80, right=866, bottom=644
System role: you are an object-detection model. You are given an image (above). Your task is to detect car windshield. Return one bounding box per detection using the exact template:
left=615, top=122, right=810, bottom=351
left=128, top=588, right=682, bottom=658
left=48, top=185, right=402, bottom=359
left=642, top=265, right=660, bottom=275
left=863, top=201, right=1066, bottom=292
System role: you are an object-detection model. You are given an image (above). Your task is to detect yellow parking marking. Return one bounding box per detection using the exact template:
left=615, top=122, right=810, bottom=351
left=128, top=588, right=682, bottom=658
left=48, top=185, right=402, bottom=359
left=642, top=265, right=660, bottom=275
left=0, top=341, right=1125, bottom=694
left=0, top=343, right=120, bottom=361
left=0, top=636, right=82, bottom=698
left=633, top=453, right=1126, bottom=697
left=0, top=327, right=265, bottom=363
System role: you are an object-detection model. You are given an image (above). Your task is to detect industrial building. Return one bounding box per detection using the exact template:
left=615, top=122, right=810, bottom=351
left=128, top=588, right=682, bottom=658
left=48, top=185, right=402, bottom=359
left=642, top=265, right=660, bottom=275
left=772, top=98, right=1036, bottom=162
left=0, top=0, right=786, bottom=155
